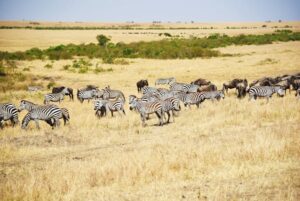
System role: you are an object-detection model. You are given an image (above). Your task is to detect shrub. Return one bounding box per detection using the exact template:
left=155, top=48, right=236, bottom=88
left=96, top=34, right=111, bottom=47
left=47, top=81, right=55, bottom=89
left=62, top=64, right=70, bottom=70
left=44, top=63, right=53, bottom=69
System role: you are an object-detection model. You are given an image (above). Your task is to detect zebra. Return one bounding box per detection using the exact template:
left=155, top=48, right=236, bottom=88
left=0, top=103, right=19, bottom=128
left=141, top=86, right=159, bottom=95
left=52, top=86, right=74, bottom=101
left=160, top=97, right=181, bottom=123
left=170, top=82, right=199, bottom=93
left=248, top=86, right=285, bottom=102
left=44, top=92, right=64, bottom=104
left=129, top=98, right=164, bottom=127
left=77, top=89, right=98, bottom=103
left=28, top=86, right=43, bottom=92
left=201, top=90, right=225, bottom=102
left=102, top=86, right=126, bottom=102
left=18, top=100, right=69, bottom=125
left=94, top=99, right=125, bottom=117
left=21, top=105, right=63, bottom=129
left=182, top=92, right=206, bottom=108
left=155, top=77, right=176, bottom=85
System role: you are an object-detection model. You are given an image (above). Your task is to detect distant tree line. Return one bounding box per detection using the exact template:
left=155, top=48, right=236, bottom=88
left=0, top=30, right=299, bottom=61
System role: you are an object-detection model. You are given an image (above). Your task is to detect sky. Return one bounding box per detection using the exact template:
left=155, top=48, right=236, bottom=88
left=0, top=0, right=299, bottom=22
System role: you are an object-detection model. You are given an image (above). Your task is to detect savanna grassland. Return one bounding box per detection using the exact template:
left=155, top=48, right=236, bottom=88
left=0, top=22, right=300, bottom=201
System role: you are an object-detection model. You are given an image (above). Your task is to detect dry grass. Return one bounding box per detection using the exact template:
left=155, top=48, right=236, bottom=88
left=0, top=21, right=300, bottom=52
left=0, top=38, right=300, bottom=200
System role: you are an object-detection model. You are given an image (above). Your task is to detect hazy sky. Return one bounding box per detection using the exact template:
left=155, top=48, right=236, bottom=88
left=0, top=0, right=299, bottom=22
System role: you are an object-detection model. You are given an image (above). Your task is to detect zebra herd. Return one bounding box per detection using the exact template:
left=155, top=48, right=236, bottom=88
left=0, top=72, right=299, bottom=129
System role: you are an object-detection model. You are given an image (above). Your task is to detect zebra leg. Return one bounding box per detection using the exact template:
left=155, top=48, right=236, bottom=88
left=166, top=111, right=170, bottom=123
left=34, top=119, right=40, bottom=129
left=172, top=110, right=175, bottom=123
left=141, top=113, right=146, bottom=127
left=122, top=108, right=126, bottom=115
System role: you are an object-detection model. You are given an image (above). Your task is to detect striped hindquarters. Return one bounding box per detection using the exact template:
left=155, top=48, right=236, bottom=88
left=0, top=103, right=19, bottom=125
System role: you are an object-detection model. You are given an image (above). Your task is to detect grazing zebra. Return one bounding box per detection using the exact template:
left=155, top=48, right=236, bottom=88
left=160, top=97, right=181, bottom=123
left=102, top=86, right=126, bottom=102
left=18, top=100, right=69, bottom=125
left=129, top=94, right=159, bottom=104
left=52, top=86, right=74, bottom=101
left=0, top=103, right=19, bottom=128
left=129, top=98, right=164, bottom=127
left=21, top=105, right=63, bottom=129
left=77, top=89, right=98, bottom=103
left=248, top=86, right=285, bottom=102
left=170, top=82, right=199, bottom=93
left=28, top=86, right=43, bottom=92
left=44, top=92, right=64, bottom=104
left=94, top=99, right=125, bottom=117
left=155, top=77, right=176, bottom=85
left=141, top=86, right=159, bottom=95
left=182, top=92, right=206, bottom=108
left=201, top=90, right=225, bottom=101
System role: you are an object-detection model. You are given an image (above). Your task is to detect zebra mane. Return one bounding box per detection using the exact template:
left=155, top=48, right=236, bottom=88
left=21, top=100, right=37, bottom=106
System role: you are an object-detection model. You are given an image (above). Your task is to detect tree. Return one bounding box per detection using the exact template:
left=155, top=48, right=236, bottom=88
left=96, top=34, right=111, bottom=47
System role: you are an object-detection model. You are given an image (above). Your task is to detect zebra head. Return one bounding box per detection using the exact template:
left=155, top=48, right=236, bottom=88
left=18, top=100, right=33, bottom=112
left=94, top=100, right=106, bottom=110
left=218, top=90, right=225, bottom=99
left=276, top=87, right=285, bottom=97
left=129, top=98, right=138, bottom=111
left=61, top=87, right=70, bottom=95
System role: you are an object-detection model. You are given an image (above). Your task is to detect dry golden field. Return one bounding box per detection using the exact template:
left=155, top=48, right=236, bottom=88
left=0, top=21, right=300, bottom=52
left=0, top=23, right=300, bottom=201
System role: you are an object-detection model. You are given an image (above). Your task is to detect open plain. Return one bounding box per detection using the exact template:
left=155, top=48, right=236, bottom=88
left=0, top=22, right=300, bottom=201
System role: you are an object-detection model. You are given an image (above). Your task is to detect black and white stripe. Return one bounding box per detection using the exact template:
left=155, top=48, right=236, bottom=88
left=102, top=86, right=126, bottom=102
left=21, top=105, right=63, bottom=129
left=77, top=89, right=98, bottom=103
left=19, top=100, right=69, bottom=126
left=155, top=77, right=176, bottom=85
left=160, top=97, right=181, bottom=123
left=44, top=93, right=64, bottom=104
left=249, top=86, right=285, bottom=102
left=0, top=103, right=19, bottom=128
left=129, top=98, right=164, bottom=126
left=170, top=82, right=199, bottom=93
left=94, top=99, right=125, bottom=117
left=182, top=92, right=206, bottom=108
left=201, top=90, right=225, bottom=101
left=141, top=86, right=159, bottom=95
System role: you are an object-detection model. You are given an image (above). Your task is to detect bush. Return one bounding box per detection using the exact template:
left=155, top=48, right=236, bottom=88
left=96, top=34, right=111, bottom=47
left=47, top=81, right=55, bottom=89
left=44, top=63, right=53, bottom=69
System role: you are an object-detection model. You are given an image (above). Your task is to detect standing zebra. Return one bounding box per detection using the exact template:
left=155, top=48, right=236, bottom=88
left=0, top=103, right=19, bottom=128
left=141, top=86, right=159, bottom=95
left=102, top=86, right=126, bottom=102
left=77, top=89, right=98, bottom=103
left=170, top=82, right=199, bottom=93
left=129, top=98, right=164, bottom=127
left=201, top=90, right=225, bottom=102
left=160, top=97, right=181, bottom=123
left=248, top=86, right=285, bottom=102
left=21, top=105, right=63, bottom=129
left=182, top=92, right=206, bottom=108
left=44, top=87, right=69, bottom=104
left=18, top=100, right=69, bottom=125
left=94, top=99, right=125, bottom=117
left=155, top=77, right=176, bottom=85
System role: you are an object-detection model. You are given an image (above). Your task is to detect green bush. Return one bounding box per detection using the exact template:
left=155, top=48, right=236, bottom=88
left=47, top=81, right=55, bottom=89
left=44, top=63, right=53, bottom=69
